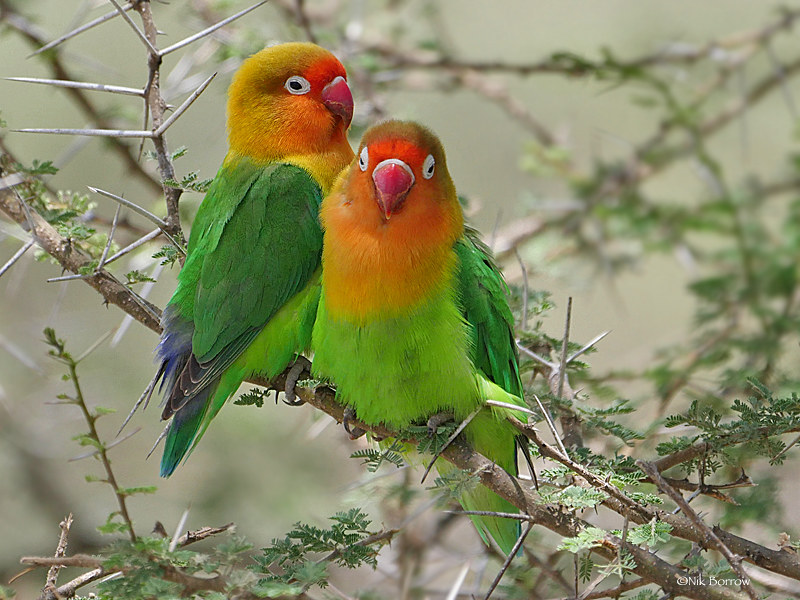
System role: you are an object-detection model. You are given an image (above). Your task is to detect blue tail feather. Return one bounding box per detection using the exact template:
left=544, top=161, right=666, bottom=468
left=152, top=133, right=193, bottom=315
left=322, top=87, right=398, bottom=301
left=159, top=383, right=216, bottom=477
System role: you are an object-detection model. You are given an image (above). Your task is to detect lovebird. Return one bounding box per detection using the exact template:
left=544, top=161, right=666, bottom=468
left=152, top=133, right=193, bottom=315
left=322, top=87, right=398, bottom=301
left=312, top=120, right=527, bottom=555
left=155, top=42, right=354, bottom=477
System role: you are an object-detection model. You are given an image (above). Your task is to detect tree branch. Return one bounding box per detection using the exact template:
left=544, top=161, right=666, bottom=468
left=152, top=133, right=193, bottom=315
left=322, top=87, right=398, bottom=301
left=0, top=0, right=162, bottom=195
left=0, top=187, right=162, bottom=332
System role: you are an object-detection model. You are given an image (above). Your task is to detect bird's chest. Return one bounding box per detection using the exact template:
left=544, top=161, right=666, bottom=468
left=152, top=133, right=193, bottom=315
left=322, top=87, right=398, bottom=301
left=315, top=288, right=480, bottom=429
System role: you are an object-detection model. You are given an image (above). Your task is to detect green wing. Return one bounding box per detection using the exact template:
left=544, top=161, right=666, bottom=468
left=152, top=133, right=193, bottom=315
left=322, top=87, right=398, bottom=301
left=455, top=226, right=523, bottom=398
left=455, top=227, right=526, bottom=554
left=164, top=158, right=324, bottom=411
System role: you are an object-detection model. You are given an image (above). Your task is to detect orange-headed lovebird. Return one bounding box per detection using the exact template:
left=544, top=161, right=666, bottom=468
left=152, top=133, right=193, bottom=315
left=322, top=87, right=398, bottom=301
left=312, top=121, right=526, bottom=555
left=156, top=42, right=354, bottom=476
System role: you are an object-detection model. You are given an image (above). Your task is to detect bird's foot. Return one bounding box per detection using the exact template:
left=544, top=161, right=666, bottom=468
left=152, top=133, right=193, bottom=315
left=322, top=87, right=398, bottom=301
left=283, top=356, right=312, bottom=406
left=426, top=411, right=454, bottom=436
left=343, top=407, right=366, bottom=439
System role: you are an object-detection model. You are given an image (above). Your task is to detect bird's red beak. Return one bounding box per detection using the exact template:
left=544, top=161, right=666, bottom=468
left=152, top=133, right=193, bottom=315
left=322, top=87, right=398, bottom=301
left=321, top=76, right=353, bottom=129
left=372, top=159, right=415, bottom=220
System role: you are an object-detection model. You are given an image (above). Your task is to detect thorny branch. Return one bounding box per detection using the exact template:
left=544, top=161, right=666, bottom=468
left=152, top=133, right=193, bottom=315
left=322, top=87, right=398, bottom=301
left=4, top=3, right=800, bottom=599
left=130, top=0, right=183, bottom=241
left=21, top=522, right=267, bottom=600
left=0, top=0, right=162, bottom=195
left=254, top=370, right=800, bottom=594
left=637, top=461, right=760, bottom=600
left=0, top=186, right=163, bottom=331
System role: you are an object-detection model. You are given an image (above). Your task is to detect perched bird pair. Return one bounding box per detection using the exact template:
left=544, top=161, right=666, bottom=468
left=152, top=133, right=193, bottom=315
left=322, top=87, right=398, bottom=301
left=150, top=42, right=527, bottom=554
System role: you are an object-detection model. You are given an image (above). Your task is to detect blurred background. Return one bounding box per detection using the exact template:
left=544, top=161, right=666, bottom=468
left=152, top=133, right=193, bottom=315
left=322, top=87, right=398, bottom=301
left=2, top=1, right=800, bottom=598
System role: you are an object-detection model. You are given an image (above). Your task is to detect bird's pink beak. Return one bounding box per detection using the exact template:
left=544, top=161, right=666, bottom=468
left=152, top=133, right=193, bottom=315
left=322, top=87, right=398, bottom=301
left=321, top=76, right=353, bottom=129
left=372, top=159, right=415, bottom=220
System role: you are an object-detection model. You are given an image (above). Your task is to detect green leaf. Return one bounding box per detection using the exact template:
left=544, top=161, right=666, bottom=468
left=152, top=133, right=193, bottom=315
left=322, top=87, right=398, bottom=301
left=555, top=485, right=607, bottom=509
left=558, top=527, right=606, bottom=553
left=234, top=388, right=269, bottom=408
left=578, top=553, right=594, bottom=582
left=624, top=519, right=672, bottom=548
left=125, top=269, right=157, bottom=285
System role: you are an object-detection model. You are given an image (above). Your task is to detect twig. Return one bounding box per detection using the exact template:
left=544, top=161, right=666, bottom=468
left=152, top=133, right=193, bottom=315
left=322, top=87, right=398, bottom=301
left=0, top=0, right=161, bottom=194
left=87, top=186, right=184, bottom=254
left=103, top=228, right=162, bottom=266
left=581, top=578, right=648, bottom=600
left=420, top=406, right=482, bottom=484
left=448, top=510, right=533, bottom=522
left=293, top=0, right=317, bottom=43
left=176, top=522, right=235, bottom=547
left=637, top=460, right=759, bottom=600
left=170, top=508, right=191, bottom=552
left=0, top=238, right=34, bottom=279
left=13, top=127, right=155, bottom=138
left=531, top=393, right=569, bottom=459
left=314, top=529, right=398, bottom=569
left=557, top=297, right=572, bottom=399
left=131, top=0, right=182, bottom=242
left=43, top=514, right=73, bottom=595
left=30, top=521, right=237, bottom=599
left=56, top=338, right=137, bottom=542
left=5, top=77, right=144, bottom=97
left=445, top=562, right=471, bottom=600
left=566, top=330, right=610, bottom=364
left=29, top=3, right=134, bottom=57
left=483, top=522, right=534, bottom=600
left=98, top=205, right=122, bottom=269
left=87, top=186, right=166, bottom=228
left=158, top=0, right=271, bottom=56
left=153, top=72, right=217, bottom=136
left=0, top=187, right=163, bottom=332
left=108, top=0, right=158, bottom=55
left=517, top=342, right=556, bottom=369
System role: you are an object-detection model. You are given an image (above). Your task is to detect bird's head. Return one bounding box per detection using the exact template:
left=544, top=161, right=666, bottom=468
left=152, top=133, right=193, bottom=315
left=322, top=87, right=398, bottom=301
left=227, top=42, right=353, bottom=161
left=336, top=120, right=461, bottom=235
left=320, top=121, right=464, bottom=318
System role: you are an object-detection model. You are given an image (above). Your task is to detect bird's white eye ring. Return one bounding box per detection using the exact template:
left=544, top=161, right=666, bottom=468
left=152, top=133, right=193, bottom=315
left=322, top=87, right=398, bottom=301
left=422, top=154, right=435, bottom=179
left=285, top=75, right=311, bottom=95
left=358, top=146, right=369, bottom=172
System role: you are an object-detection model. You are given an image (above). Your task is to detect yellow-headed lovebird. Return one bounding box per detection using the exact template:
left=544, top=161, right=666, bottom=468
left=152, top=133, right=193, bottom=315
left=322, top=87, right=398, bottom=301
left=155, top=42, right=354, bottom=477
left=311, top=120, right=527, bottom=555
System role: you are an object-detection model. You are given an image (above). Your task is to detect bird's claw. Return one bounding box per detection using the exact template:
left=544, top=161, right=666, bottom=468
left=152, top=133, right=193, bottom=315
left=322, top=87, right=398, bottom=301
left=283, top=356, right=312, bottom=406
left=426, top=411, right=454, bottom=436
left=343, top=407, right=366, bottom=439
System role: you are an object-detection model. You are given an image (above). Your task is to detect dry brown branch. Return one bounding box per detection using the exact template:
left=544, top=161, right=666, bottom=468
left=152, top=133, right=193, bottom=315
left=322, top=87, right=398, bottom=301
left=367, top=8, right=800, bottom=76
left=24, top=521, right=239, bottom=600
left=638, top=460, right=760, bottom=600
left=22, top=554, right=239, bottom=599
left=508, top=412, right=800, bottom=581
left=0, top=0, right=162, bottom=195
left=131, top=0, right=183, bottom=240
left=250, top=371, right=800, bottom=596
left=175, top=522, right=235, bottom=546
left=456, top=71, right=554, bottom=146
left=0, top=187, right=162, bottom=332
left=581, top=577, right=648, bottom=600
left=42, top=514, right=73, bottom=597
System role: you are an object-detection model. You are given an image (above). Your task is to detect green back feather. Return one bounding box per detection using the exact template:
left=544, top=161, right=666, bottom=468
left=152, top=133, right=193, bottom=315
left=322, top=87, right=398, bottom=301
left=161, top=159, right=324, bottom=476
left=456, top=226, right=523, bottom=398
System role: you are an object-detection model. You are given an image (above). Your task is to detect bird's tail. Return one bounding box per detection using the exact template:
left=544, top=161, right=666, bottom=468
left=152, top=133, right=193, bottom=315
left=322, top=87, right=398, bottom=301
left=442, top=377, right=528, bottom=555
left=159, top=381, right=219, bottom=477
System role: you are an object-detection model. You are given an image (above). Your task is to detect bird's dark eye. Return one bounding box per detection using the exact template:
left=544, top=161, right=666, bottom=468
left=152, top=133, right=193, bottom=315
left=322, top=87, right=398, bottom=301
left=358, top=146, right=369, bottom=172
left=422, top=154, right=435, bottom=179
left=285, top=75, right=311, bottom=95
